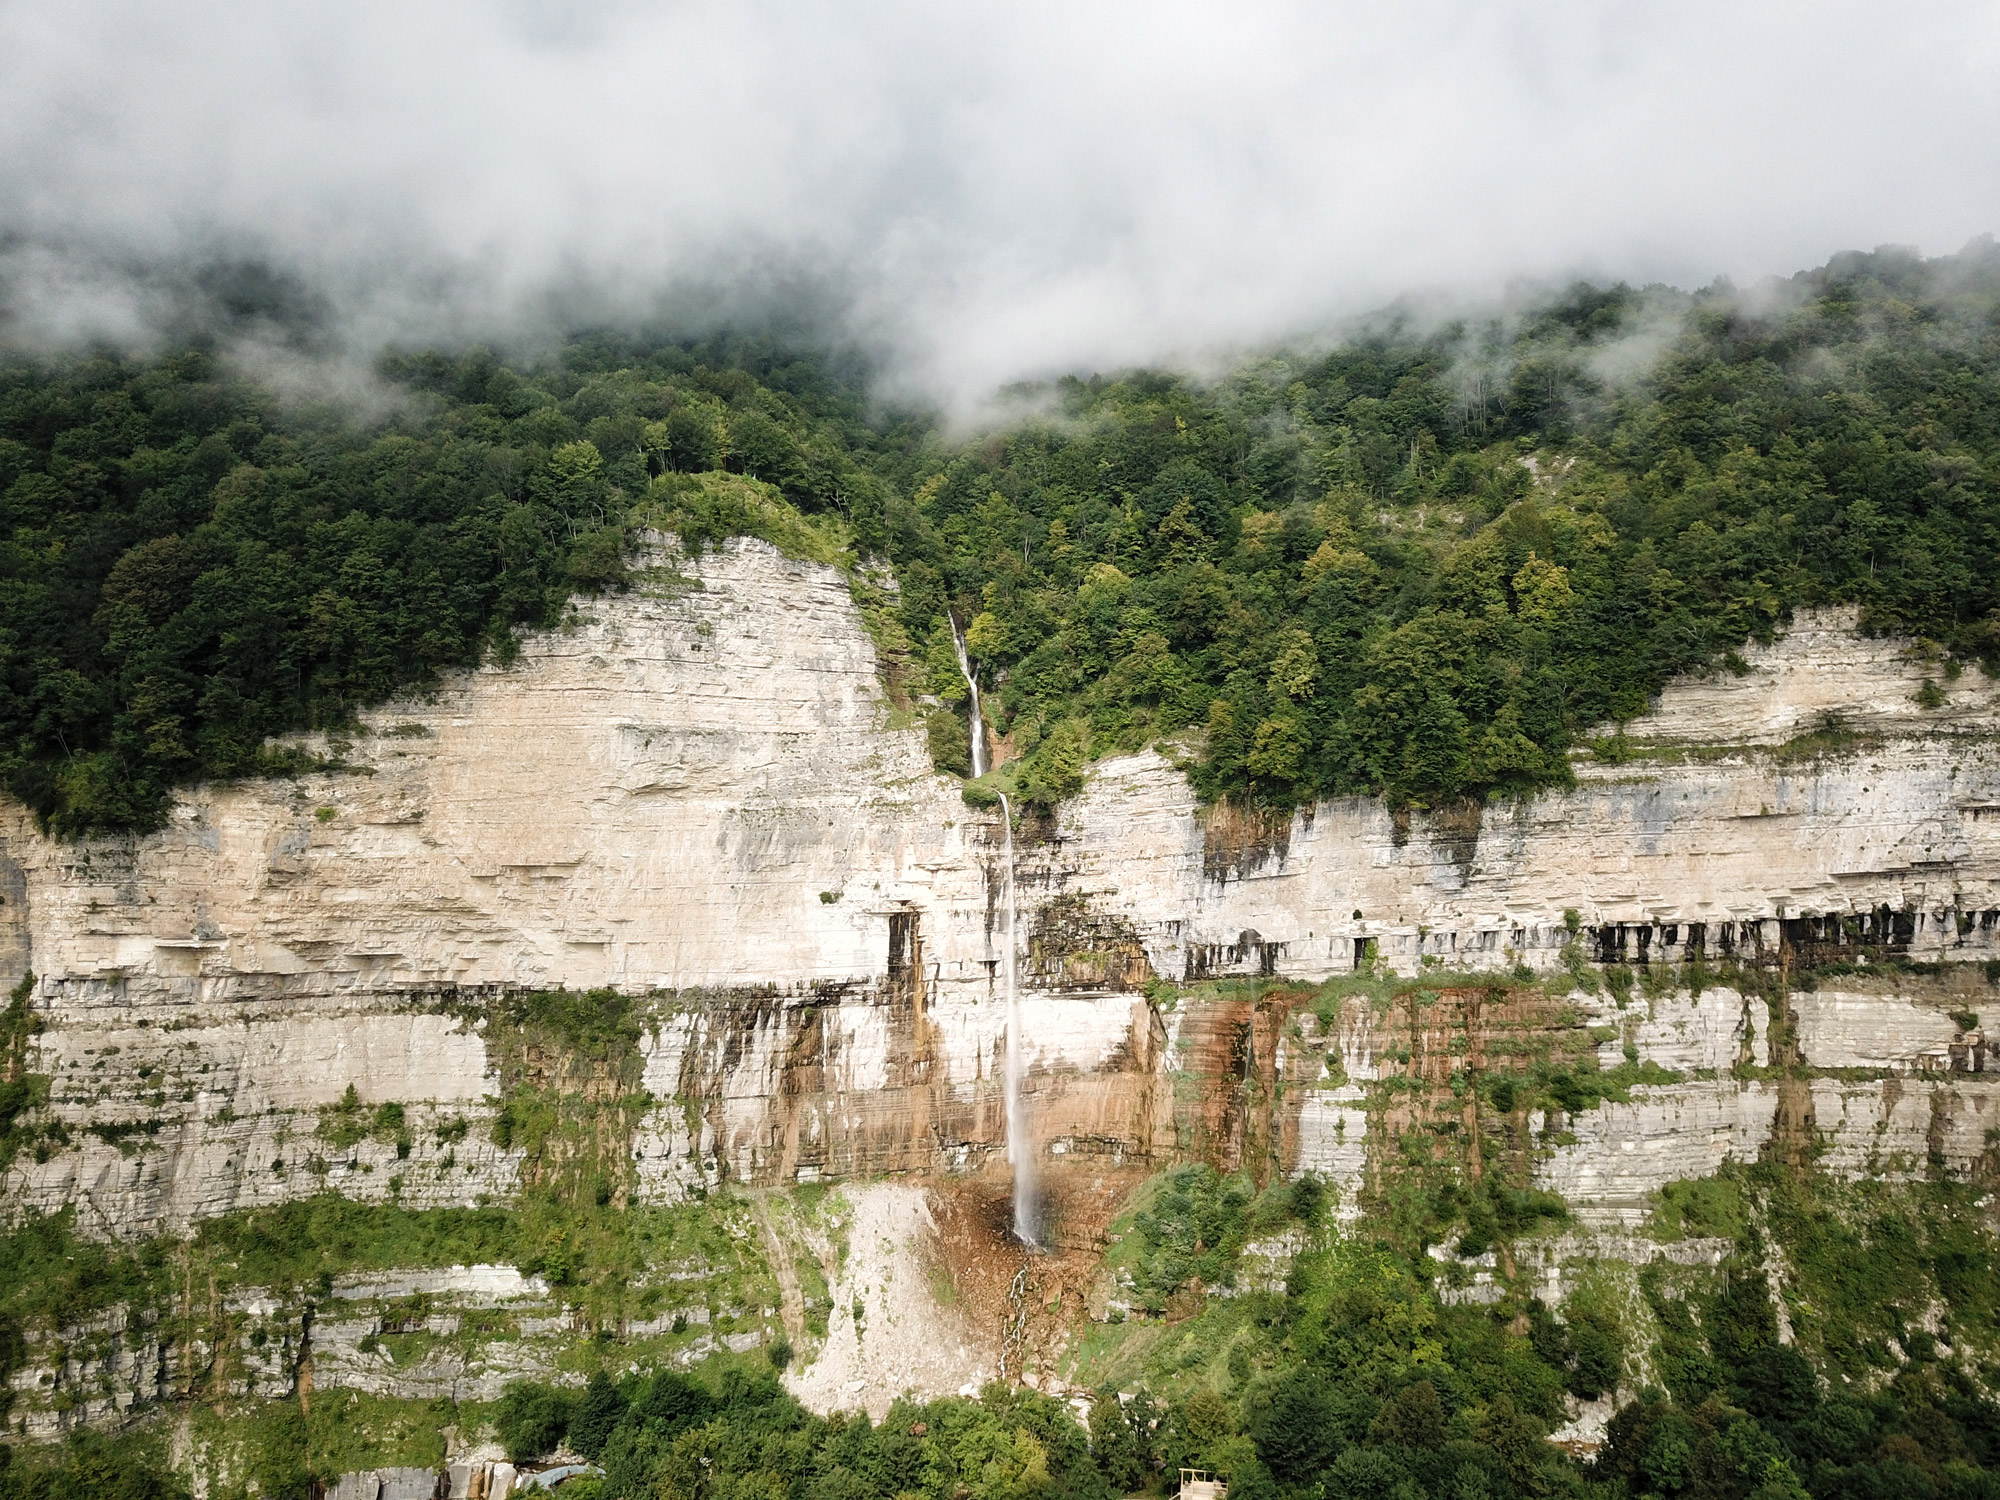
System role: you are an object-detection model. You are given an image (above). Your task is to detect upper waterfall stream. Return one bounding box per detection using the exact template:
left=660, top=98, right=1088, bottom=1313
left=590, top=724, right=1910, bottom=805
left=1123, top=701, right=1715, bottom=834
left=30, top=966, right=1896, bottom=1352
left=948, top=612, right=987, bottom=780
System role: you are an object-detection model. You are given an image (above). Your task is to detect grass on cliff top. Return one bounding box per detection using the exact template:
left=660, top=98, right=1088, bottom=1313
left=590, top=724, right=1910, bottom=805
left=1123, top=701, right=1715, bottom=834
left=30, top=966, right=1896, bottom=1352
left=632, top=471, right=851, bottom=570
left=626, top=472, right=936, bottom=728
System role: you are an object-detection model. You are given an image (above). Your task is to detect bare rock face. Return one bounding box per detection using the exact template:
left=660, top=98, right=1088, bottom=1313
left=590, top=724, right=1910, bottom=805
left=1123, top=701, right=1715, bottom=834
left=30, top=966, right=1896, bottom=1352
left=1051, top=737, right=2000, bottom=985
left=15, top=540, right=963, bottom=1003
left=5, top=537, right=2000, bottom=1425
left=3, top=541, right=993, bottom=1235
left=1621, top=605, right=2000, bottom=746
left=6, top=540, right=1999, bottom=1233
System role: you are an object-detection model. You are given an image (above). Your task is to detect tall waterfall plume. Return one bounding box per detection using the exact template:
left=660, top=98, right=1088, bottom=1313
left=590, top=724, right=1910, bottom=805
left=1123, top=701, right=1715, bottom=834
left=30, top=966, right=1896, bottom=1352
left=997, top=791, right=1036, bottom=1246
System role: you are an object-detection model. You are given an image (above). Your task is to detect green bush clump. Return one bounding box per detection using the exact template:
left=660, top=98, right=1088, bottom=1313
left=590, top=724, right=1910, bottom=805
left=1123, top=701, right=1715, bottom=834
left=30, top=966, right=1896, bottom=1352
left=569, top=1371, right=630, bottom=1462
left=496, top=1381, right=576, bottom=1464
left=1116, top=1167, right=1330, bottom=1315
left=1125, top=1166, right=1255, bottom=1307
left=1527, top=1299, right=1624, bottom=1400
left=1451, top=1181, right=1571, bottom=1259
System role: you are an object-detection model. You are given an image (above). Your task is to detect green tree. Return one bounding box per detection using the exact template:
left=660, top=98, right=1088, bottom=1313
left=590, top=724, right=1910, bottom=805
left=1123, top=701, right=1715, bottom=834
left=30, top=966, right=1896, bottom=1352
left=570, top=1370, right=629, bottom=1460
left=496, top=1380, right=574, bottom=1462
left=1088, top=1389, right=1147, bottom=1492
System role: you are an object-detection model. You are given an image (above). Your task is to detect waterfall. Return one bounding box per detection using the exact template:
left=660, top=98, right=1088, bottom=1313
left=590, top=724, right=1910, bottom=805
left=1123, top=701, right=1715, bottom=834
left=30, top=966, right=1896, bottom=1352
left=998, top=791, right=1037, bottom=1246
left=948, top=613, right=987, bottom=780
left=953, top=612, right=1029, bottom=1240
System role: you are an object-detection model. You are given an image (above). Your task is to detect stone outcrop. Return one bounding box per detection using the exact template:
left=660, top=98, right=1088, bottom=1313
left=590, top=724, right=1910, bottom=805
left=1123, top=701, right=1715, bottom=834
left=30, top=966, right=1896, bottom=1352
left=9, top=1218, right=776, bottom=1440
left=5, top=538, right=2000, bottom=1432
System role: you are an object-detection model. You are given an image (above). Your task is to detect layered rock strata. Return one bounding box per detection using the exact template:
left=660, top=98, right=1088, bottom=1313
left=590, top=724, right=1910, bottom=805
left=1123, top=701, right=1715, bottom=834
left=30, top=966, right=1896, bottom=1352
left=4, top=540, right=1999, bottom=1429
left=6, top=545, right=1998, bottom=1230
left=8, top=1221, right=776, bottom=1440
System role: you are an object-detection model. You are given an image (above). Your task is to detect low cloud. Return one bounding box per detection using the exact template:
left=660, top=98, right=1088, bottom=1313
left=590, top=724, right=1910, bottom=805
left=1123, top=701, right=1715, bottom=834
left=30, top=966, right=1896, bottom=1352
left=3, top=1, right=1998, bottom=402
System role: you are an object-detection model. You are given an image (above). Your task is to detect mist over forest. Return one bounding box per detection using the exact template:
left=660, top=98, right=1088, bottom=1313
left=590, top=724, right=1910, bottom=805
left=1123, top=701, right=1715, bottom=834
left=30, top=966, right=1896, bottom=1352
left=4, top=2, right=2000, bottom=397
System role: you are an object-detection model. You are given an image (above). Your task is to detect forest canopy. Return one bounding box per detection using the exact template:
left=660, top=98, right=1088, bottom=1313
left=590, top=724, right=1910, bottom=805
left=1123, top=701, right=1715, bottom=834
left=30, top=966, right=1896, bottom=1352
left=2, top=243, right=1998, bottom=833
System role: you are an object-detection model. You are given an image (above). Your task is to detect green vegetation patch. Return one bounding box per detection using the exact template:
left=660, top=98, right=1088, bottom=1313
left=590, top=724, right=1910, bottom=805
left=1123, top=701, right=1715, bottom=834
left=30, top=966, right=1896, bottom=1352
left=483, top=985, right=647, bottom=1069
left=0, top=973, right=61, bottom=1172
left=182, top=1391, right=451, bottom=1500
left=8, top=248, right=2000, bottom=834
left=477, top=986, right=651, bottom=1214
left=1480, top=1057, right=1684, bottom=1118
left=0, top=1191, right=773, bottom=1406
left=0, top=1426, right=187, bottom=1500
left=1108, top=1165, right=1329, bottom=1315
left=316, top=1084, right=412, bottom=1157
left=635, top=470, right=849, bottom=567
left=1652, top=1173, right=1753, bottom=1243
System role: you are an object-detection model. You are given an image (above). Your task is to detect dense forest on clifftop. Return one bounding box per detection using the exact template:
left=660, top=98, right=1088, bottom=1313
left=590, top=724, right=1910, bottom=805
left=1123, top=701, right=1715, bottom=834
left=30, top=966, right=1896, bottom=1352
left=2, top=242, right=1999, bottom=834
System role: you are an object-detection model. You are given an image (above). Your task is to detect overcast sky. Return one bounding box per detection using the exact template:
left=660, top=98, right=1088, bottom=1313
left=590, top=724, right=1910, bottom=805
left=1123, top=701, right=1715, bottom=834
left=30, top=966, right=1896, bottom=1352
left=2, top=0, right=1998, bottom=400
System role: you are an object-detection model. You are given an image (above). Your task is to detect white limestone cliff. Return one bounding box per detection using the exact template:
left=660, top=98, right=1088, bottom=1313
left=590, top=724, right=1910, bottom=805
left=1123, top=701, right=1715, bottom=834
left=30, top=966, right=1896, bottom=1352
left=6, top=540, right=1998, bottom=1236
left=5, top=536, right=2000, bottom=1427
